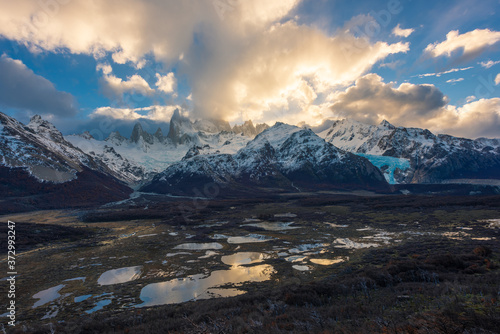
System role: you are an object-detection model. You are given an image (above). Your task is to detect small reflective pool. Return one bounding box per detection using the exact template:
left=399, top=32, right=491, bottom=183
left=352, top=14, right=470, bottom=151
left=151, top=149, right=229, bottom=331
left=97, top=266, right=143, bottom=286
left=221, top=252, right=269, bottom=266
left=136, top=264, right=275, bottom=307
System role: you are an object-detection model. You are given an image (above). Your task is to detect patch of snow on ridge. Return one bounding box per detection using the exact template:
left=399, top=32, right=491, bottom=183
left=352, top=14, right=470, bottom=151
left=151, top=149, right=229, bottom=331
left=253, top=122, right=302, bottom=149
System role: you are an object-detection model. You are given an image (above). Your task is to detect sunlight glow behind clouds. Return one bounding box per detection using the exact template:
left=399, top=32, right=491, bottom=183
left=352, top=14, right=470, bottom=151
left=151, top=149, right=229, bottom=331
left=0, top=0, right=499, bottom=138
left=0, top=0, right=408, bottom=126
left=187, top=20, right=409, bottom=125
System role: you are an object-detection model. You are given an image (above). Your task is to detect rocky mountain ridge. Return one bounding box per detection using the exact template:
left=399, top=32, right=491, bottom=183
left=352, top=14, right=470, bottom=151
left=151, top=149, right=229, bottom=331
left=319, top=119, right=500, bottom=184
left=0, top=112, right=132, bottom=212
left=140, top=123, right=390, bottom=196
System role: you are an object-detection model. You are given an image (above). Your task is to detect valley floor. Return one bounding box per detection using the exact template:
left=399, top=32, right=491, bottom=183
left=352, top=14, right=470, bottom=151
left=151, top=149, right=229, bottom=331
left=1, top=194, right=499, bottom=333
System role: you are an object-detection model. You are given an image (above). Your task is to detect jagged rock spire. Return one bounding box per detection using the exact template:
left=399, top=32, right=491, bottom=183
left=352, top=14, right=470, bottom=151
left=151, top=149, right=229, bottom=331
left=130, top=122, right=154, bottom=145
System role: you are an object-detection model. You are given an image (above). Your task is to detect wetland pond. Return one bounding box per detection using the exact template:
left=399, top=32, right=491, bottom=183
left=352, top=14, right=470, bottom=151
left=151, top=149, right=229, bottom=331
left=22, top=210, right=489, bottom=322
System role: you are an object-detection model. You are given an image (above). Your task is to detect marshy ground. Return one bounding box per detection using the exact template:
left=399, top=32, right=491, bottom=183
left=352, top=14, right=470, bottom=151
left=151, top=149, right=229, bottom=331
left=1, top=193, right=499, bottom=333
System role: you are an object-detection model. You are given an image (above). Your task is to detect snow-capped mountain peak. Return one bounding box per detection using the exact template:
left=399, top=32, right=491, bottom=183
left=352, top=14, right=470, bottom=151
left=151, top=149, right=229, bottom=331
left=232, top=120, right=267, bottom=137
left=0, top=112, right=132, bottom=211
left=167, top=109, right=197, bottom=145
left=379, top=119, right=395, bottom=129
left=154, top=128, right=164, bottom=141
left=130, top=122, right=154, bottom=145
left=28, top=114, right=65, bottom=143
left=252, top=122, right=302, bottom=149
left=0, top=112, right=117, bottom=183
left=79, top=131, right=94, bottom=140
left=105, top=131, right=124, bottom=144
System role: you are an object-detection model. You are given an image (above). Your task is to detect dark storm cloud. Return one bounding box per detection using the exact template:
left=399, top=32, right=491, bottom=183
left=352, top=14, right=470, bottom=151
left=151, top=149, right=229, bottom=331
left=330, top=73, right=449, bottom=125
left=0, top=55, right=78, bottom=117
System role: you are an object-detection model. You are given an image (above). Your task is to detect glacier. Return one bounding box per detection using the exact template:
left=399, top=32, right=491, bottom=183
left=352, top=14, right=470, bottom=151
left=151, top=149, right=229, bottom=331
left=356, top=154, right=411, bottom=184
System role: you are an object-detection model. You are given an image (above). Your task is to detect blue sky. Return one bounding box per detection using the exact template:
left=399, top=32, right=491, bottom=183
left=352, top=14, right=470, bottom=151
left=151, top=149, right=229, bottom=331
left=0, top=0, right=499, bottom=138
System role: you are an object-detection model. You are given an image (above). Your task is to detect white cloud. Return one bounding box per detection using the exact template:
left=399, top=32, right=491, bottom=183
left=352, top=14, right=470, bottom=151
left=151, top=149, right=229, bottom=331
left=479, top=60, right=500, bottom=69
left=415, top=66, right=472, bottom=78
left=379, top=60, right=404, bottom=70
left=231, top=0, right=300, bottom=26
left=392, top=24, right=414, bottom=38
left=496, top=73, right=500, bottom=85
left=155, top=73, right=176, bottom=94
left=0, top=0, right=300, bottom=65
left=466, top=95, right=476, bottom=103
left=92, top=105, right=182, bottom=122
left=446, top=78, right=464, bottom=83
left=96, top=63, right=156, bottom=98
left=100, top=74, right=155, bottom=98
left=425, top=29, right=500, bottom=60
left=92, top=107, right=142, bottom=121
left=96, top=63, right=113, bottom=75
left=146, top=105, right=182, bottom=122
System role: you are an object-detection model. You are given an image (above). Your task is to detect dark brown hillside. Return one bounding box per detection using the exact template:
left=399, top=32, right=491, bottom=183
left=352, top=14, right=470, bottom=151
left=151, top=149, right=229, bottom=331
left=0, top=166, right=132, bottom=213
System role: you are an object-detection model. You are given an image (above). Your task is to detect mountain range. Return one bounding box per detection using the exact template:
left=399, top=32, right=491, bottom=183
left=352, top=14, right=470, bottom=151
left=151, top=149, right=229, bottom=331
left=141, top=122, right=389, bottom=196
left=320, top=119, right=500, bottom=184
left=65, top=110, right=268, bottom=184
left=1, top=110, right=499, bottom=211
